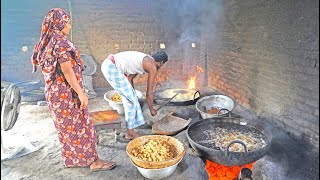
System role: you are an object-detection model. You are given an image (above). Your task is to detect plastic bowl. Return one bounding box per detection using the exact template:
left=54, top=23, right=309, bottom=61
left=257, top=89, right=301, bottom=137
left=104, top=90, right=143, bottom=114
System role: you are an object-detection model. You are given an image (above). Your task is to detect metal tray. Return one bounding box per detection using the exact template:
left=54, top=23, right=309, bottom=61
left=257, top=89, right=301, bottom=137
left=152, top=112, right=192, bottom=135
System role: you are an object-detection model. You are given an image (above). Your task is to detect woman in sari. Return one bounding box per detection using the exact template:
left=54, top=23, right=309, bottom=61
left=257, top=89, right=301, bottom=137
left=31, top=8, right=116, bottom=171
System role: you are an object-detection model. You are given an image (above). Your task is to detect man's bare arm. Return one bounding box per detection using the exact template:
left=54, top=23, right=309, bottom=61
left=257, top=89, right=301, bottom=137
left=127, top=74, right=137, bottom=89
left=143, top=57, right=158, bottom=115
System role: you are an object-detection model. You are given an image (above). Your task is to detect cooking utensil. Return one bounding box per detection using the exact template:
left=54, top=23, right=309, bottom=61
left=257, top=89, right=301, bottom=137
left=196, top=95, right=235, bottom=119
left=186, top=118, right=272, bottom=166
left=154, top=83, right=200, bottom=106
left=156, top=92, right=180, bottom=111
left=152, top=112, right=192, bottom=135
left=130, top=158, right=182, bottom=180
left=104, top=90, right=143, bottom=114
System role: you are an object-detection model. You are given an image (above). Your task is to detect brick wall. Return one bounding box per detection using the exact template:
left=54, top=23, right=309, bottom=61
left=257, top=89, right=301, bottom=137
left=1, top=0, right=69, bottom=83
left=68, top=0, right=203, bottom=90
left=70, top=0, right=169, bottom=90
left=1, top=0, right=203, bottom=91
left=3, top=0, right=317, bottom=149
left=205, top=0, right=319, bottom=149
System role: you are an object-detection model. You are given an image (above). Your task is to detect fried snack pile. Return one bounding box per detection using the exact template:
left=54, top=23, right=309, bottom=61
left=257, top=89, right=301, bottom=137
left=111, top=93, right=122, bottom=102
left=131, top=139, right=174, bottom=162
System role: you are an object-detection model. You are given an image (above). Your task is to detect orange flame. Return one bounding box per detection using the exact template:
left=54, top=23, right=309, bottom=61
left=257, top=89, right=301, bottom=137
left=206, top=160, right=255, bottom=180
left=187, top=76, right=196, bottom=89
left=196, top=65, right=204, bottom=73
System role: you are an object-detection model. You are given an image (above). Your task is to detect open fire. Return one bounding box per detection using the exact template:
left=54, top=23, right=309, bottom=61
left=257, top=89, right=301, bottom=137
left=205, top=160, right=255, bottom=180
left=187, top=76, right=196, bottom=89
left=186, top=65, right=204, bottom=89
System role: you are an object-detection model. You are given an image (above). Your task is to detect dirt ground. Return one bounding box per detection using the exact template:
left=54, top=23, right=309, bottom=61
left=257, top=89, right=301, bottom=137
left=1, top=87, right=318, bottom=180
left=1, top=88, right=211, bottom=180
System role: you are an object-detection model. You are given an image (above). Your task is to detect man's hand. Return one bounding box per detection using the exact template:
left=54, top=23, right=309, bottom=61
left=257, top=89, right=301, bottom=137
left=150, top=108, right=157, bottom=116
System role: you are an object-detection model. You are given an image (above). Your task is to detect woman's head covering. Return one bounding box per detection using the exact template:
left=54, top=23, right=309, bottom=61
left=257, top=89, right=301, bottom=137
left=31, top=8, right=70, bottom=72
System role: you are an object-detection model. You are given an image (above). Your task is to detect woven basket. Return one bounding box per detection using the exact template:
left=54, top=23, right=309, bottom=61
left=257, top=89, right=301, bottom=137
left=126, top=135, right=185, bottom=169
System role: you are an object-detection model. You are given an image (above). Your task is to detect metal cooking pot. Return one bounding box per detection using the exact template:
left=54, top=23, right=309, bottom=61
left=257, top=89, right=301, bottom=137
left=154, top=83, right=200, bottom=106
left=196, top=95, right=235, bottom=118
left=186, top=118, right=272, bottom=166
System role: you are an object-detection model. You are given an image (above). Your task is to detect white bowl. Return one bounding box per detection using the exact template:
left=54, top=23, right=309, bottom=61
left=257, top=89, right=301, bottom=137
left=104, top=90, right=143, bottom=114
left=130, top=158, right=182, bottom=180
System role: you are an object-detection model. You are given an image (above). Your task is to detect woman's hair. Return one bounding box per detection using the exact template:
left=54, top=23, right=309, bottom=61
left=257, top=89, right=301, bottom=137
left=151, top=51, right=168, bottom=64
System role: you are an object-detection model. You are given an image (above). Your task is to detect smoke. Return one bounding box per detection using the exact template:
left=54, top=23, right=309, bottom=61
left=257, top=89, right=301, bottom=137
left=158, top=0, right=224, bottom=86
left=159, top=0, right=224, bottom=47
left=200, top=0, right=224, bottom=42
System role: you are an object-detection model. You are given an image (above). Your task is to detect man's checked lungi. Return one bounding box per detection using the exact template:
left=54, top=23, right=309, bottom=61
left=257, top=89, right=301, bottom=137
left=101, top=55, right=145, bottom=129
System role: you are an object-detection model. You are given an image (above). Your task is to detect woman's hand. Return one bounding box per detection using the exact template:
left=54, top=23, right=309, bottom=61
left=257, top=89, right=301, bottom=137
left=150, top=108, right=157, bottom=116
left=78, top=92, right=88, bottom=110
left=60, top=60, right=88, bottom=110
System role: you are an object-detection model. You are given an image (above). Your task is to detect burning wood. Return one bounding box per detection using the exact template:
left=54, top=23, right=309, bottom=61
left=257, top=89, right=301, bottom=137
left=196, top=65, right=204, bottom=73
left=205, top=160, right=255, bottom=180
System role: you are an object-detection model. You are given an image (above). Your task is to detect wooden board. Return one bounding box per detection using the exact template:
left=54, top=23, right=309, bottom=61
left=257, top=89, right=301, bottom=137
left=90, top=110, right=121, bottom=126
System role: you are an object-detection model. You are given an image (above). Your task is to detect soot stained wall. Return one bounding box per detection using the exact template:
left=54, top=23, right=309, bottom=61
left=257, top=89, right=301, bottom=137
left=206, top=0, right=319, bottom=149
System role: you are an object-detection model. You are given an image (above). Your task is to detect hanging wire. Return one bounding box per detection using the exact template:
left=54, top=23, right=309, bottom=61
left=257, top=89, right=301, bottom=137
left=67, top=0, right=73, bottom=41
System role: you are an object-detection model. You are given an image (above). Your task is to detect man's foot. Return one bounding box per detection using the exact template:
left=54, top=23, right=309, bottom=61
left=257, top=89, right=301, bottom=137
left=90, top=159, right=116, bottom=171
left=125, top=130, right=141, bottom=140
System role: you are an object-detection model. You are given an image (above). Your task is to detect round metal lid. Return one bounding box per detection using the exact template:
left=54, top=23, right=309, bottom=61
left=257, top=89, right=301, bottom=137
left=80, top=54, right=97, bottom=76
left=1, top=84, right=21, bottom=131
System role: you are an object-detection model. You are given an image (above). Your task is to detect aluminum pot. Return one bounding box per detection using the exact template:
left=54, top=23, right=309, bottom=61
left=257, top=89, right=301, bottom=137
left=130, top=158, right=182, bottom=180
left=196, top=95, right=234, bottom=119
left=186, top=118, right=272, bottom=166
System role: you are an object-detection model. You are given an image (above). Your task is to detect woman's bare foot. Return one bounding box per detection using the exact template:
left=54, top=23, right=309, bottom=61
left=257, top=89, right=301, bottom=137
left=125, top=129, right=141, bottom=140
left=90, top=158, right=116, bottom=171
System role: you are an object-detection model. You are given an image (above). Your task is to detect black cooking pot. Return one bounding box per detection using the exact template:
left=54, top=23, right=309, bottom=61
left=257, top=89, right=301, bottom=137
left=154, top=83, right=200, bottom=106
left=186, top=118, right=272, bottom=166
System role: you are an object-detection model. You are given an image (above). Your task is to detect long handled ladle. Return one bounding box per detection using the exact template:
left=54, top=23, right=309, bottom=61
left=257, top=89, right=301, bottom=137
left=156, top=92, right=180, bottom=111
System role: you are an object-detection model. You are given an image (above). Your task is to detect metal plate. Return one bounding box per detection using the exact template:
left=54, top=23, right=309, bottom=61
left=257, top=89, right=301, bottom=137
left=152, top=112, right=192, bottom=135
left=80, top=54, right=97, bottom=76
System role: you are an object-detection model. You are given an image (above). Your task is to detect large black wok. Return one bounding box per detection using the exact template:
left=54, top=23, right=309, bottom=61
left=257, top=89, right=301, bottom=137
left=186, top=118, right=272, bottom=166
left=154, top=83, right=200, bottom=106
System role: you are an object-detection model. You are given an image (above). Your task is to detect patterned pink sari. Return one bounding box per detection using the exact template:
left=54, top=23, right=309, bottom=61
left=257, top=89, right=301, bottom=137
left=31, top=8, right=98, bottom=167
